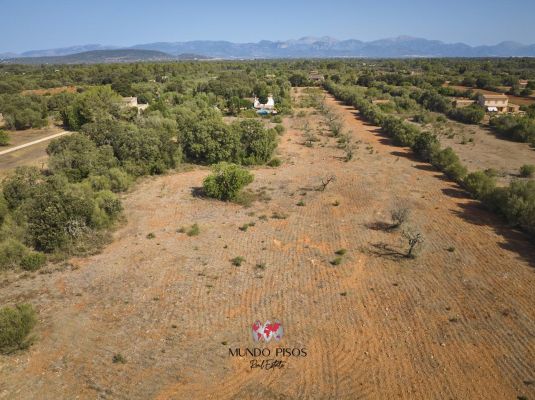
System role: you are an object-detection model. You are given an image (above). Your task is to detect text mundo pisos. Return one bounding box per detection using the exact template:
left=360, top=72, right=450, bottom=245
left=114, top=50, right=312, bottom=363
left=228, top=347, right=308, bottom=370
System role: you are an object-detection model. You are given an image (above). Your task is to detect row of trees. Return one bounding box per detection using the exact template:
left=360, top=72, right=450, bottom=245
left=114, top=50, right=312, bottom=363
left=325, top=81, right=535, bottom=238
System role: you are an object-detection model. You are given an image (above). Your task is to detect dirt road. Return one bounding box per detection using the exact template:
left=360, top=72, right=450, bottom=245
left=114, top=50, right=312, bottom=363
left=0, top=89, right=533, bottom=400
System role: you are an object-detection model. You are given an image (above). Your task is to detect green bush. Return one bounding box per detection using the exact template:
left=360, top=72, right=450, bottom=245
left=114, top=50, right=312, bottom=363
left=463, top=171, right=497, bottom=200
left=0, top=130, right=10, bottom=146
left=411, top=132, right=440, bottom=162
left=203, top=162, right=254, bottom=201
left=234, top=119, right=278, bottom=165
left=413, top=113, right=433, bottom=124
left=26, top=179, right=96, bottom=252
left=274, top=124, right=285, bottom=135
left=431, top=147, right=467, bottom=181
left=489, top=115, right=535, bottom=143
left=0, top=304, right=37, bottom=354
left=20, top=252, right=47, bottom=271
left=0, top=239, right=29, bottom=270
left=267, top=157, right=282, bottom=167
left=448, top=105, right=485, bottom=124
left=0, top=194, right=7, bottom=225
left=2, top=166, right=40, bottom=209
left=499, top=180, right=535, bottom=235
left=520, top=164, right=535, bottom=178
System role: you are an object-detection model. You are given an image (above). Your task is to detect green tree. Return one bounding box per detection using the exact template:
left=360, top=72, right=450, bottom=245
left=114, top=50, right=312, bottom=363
left=203, top=162, right=254, bottom=201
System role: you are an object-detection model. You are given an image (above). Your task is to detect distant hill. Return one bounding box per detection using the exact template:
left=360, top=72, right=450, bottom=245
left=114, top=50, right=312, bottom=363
left=4, top=37, right=535, bottom=61
left=2, top=49, right=210, bottom=64
left=129, top=37, right=535, bottom=58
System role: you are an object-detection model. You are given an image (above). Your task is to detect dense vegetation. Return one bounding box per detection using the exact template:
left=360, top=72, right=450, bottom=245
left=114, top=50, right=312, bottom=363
left=0, top=62, right=291, bottom=271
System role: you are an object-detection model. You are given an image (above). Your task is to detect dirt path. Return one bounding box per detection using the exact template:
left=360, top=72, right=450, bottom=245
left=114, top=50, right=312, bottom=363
left=0, top=130, right=70, bottom=156
left=0, top=89, right=534, bottom=400
left=0, top=126, right=71, bottom=178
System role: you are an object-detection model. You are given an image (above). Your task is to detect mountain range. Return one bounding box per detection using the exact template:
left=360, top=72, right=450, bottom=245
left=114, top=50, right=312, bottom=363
left=2, top=36, right=535, bottom=63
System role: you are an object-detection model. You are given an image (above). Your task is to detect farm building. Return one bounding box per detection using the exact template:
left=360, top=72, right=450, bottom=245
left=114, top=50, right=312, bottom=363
left=0, top=113, right=4, bottom=127
left=454, top=99, right=475, bottom=108
left=519, top=80, right=529, bottom=89
left=254, top=94, right=277, bottom=114
left=507, top=103, right=521, bottom=113
left=121, top=97, right=149, bottom=114
left=309, top=71, right=325, bottom=84
left=478, top=93, right=508, bottom=113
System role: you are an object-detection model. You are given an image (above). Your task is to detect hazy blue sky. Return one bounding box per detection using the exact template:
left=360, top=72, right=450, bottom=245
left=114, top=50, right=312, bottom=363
left=1, top=0, right=534, bottom=53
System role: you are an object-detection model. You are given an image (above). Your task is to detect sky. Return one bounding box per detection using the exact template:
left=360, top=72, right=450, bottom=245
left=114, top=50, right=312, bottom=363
left=1, top=0, right=535, bottom=53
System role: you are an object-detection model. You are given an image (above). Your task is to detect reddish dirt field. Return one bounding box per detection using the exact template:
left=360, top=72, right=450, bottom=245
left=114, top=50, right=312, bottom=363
left=0, top=89, right=534, bottom=399
left=417, top=118, right=535, bottom=185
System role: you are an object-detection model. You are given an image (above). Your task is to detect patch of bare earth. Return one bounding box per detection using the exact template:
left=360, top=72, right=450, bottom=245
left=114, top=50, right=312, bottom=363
left=422, top=119, right=535, bottom=185
left=0, top=89, right=534, bottom=400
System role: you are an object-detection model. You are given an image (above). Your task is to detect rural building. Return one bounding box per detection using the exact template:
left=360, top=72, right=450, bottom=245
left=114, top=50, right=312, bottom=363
left=372, top=99, right=391, bottom=105
left=309, top=71, right=325, bottom=84
left=0, top=113, right=4, bottom=127
left=478, top=93, right=508, bottom=113
left=121, top=97, right=149, bottom=114
left=519, top=80, right=529, bottom=89
left=454, top=99, right=475, bottom=108
left=254, top=94, right=276, bottom=114
left=507, top=103, right=521, bottom=113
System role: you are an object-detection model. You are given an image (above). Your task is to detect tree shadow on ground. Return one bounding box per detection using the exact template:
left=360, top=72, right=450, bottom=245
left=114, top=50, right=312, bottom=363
left=331, top=92, right=535, bottom=269
left=368, top=242, right=407, bottom=261
left=364, top=221, right=396, bottom=231
left=451, top=199, right=535, bottom=269
left=190, top=186, right=206, bottom=198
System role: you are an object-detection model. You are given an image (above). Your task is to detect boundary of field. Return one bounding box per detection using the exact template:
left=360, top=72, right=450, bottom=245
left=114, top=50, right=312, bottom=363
left=0, top=131, right=71, bottom=156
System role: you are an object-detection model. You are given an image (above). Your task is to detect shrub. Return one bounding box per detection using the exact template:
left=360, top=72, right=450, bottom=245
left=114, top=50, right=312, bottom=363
left=203, top=162, right=254, bottom=201
left=235, top=119, right=278, bottom=165
left=413, top=113, right=433, bottom=124
left=402, top=228, right=424, bottom=258
left=0, top=195, right=7, bottom=225
left=0, top=130, right=9, bottom=146
left=2, top=166, right=40, bottom=210
left=95, top=190, right=123, bottom=220
left=107, top=168, right=131, bottom=192
left=489, top=115, right=535, bottom=144
left=411, top=132, right=440, bottom=162
left=520, top=164, right=535, bottom=178
left=0, top=239, right=29, bottom=270
left=187, top=223, right=200, bottom=236
left=463, top=171, right=497, bottom=200
left=0, top=303, right=37, bottom=354
left=330, top=257, right=343, bottom=265
left=231, top=256, right=245, bottom=266
left=390, top=205, right=410, bottom=229
left=431, top=147, right=467, bottom=181
left=112, top=353, right=127, bottom=364
left=20, top=252, right=47, bottom=271
left=25, top=179, right=96, bottom=252
left=448, top=105, right=485, bottom=124
left=267, top=157, right=282, bottom=167
left=274, top=124, right=285, bottom=135
left=499, top=180, right=535, bottom=235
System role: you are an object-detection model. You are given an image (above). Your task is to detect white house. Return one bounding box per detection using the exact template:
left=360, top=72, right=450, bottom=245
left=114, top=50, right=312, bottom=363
left=254, top=94, right=275, bottom=110
left=478, top=93, right=508, bottom=113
